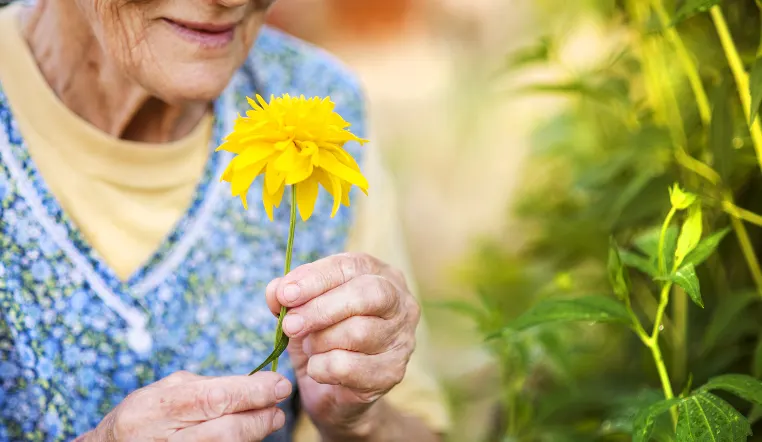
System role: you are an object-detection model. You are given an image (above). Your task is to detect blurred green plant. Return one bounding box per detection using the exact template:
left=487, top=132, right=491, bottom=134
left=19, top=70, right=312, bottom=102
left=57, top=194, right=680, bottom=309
left=455, top=0, right=762, bottom=440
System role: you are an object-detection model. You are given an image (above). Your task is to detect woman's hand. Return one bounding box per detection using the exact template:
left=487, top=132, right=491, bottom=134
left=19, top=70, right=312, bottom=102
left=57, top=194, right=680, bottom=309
left=88, top=371, right=292, bottom=441
left=265, top=253, right=421, bottom=439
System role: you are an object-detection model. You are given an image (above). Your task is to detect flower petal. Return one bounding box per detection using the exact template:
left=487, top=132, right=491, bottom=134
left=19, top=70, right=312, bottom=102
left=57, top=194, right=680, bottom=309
left=341, top=180, right=351, bottom=207
left=234, top=144, right=275, bottom=171
left=318, top=150, right=369, bottom=194
left=314, top=169, right=342, bottom=217
left=265, top=161, right=287, bottom=195
left=285, top=161, right=314, bottom=185
left=262, top=183, right=275, bottom=221
left=272, top=182, right=286, bottom=209
left=273, top=144, right=299, bottom=172
left=262, top=182, right=287, bottom=221
left=221, top=160, right=235, bottom=183
left=231, top=159, right=268, bottom=197
left=296, top=177, right=319, bottom=221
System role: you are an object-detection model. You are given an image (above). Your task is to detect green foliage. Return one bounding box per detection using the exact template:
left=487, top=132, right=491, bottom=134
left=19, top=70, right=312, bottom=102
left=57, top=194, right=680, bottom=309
left=498, top=295, right=632, bottom=334
left=672, top=0, right=723, bottom=25
left=676, top=392, right=751, bottom=441
left=632, top=398, right=681, bottom=442
left=660, top=263, right=703, bottom=308
left=453, top=0, right=762, bottom=441
left=749, top=57, right=762, bottom=125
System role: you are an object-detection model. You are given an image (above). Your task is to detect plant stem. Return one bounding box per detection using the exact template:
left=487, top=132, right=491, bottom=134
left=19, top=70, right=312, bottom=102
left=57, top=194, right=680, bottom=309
left=650, top=0, right=712, bottom=126
left=648, top=281, right=678, bottom=424
left=271, top=185, right=298, bottom=373
left=658, top=207, right=677, bottom=275
left=726, top=196, right=762, bottom=296
left=648, top=335, right=678, bottom=424
left=723, top=199, right=762, bottom=227
left=710, top=5, right=762, bottom=173
left=648, top=209, right=679, bottom=424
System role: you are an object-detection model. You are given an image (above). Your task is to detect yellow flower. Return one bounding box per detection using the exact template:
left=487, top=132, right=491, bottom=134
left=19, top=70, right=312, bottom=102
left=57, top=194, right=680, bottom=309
left=217, top=94, right=369, bottom=221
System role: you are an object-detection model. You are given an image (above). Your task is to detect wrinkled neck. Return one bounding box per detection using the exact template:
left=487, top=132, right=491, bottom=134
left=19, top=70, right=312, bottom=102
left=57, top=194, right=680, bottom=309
left=20, top=0, right=208, bottom=143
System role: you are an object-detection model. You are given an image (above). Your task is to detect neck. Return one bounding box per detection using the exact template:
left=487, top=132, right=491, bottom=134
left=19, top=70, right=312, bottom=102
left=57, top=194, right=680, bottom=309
left=19, top=0, right=209, bottom=143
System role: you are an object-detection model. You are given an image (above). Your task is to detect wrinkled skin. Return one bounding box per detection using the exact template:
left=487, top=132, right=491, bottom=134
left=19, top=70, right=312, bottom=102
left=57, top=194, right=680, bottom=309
left=20, top=1, right=430, bottom=440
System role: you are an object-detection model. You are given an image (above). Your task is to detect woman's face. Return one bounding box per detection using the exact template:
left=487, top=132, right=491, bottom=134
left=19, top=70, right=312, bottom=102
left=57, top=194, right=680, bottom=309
left=75, top=0, right=275, bottom=103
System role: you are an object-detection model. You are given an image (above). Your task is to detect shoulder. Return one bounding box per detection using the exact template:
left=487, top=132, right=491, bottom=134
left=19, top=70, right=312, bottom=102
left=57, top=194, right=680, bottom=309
left=242, top=26, right=367, bottom=136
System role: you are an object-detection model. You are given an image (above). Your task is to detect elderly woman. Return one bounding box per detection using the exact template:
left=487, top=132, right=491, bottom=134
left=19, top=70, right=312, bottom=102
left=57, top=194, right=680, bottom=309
left=0, top=0, right=449, bottom=441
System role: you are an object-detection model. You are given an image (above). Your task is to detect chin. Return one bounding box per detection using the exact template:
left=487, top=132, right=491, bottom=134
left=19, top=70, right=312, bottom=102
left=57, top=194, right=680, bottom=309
left=141, top=62, right=242, bottom=104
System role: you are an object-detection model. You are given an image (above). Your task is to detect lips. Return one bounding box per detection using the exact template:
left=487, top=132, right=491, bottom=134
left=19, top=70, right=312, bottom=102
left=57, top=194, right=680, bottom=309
left=166, top=19, right=237, bottom=34
left=163, top=18, right=238, bottom=49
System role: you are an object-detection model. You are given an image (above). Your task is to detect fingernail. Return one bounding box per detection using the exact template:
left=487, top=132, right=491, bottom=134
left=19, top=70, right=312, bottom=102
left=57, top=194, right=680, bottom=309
left=283, top=314, right=304, bottom=335
left=282, top=284, right=300, bottom=303
left=273, top=409, right=286, bottom=430
left=275, top=379, right=292, bottom=400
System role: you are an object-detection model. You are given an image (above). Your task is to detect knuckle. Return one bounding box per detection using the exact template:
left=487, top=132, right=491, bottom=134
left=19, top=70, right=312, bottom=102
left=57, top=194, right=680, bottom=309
left=329, top=352, right=354, bottom=380
left=338, top=254, right=361, bottom=281
left=363, top=275, right=398, bottom=312
left=408, top=296, right=421, bottom=322
left=243, top=409, right=276, bottom=438
left=197, top=386, right=231, bottom=419
left=346, top=319, right=372, bottom=346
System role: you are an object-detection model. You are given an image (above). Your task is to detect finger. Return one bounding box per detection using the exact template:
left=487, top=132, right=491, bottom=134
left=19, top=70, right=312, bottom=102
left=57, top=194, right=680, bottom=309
left=265, top=277, right=283, bottom=316
left=164, top=372, right=292, bottom=421
left=275, top=253, right=381, bottom=308
left=307, top=349, right=408, bottom=395
left=302, top=316, right=395, bottom=356
left=152, top=371, right=209, bottom=388
left=168, top=408, right=286, bottom=442
left=281, top=275, right=399, bottom=338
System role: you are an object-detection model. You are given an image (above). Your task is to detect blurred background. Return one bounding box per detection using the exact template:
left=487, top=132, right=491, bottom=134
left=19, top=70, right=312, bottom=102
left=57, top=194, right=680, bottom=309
left=267, top=1, right=561, bottom=440
left=266, top=1, right=623, bottom=440
left=6, top=0, right=760, bottom=439
left=267, top=1, right=535, bottom=440
left=267, top=1, right=762, bottom=441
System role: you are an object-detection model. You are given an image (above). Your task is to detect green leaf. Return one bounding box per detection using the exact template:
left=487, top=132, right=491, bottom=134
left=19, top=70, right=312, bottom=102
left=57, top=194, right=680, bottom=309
left=659, top=264, right=703, bottom=308
left=749, top=57, right=762, bottom=125
left=608, top=237, right=631, bottom=300
left=426, top=300, right=485, bottom=322
left=676, top=392, right=751, bottom=441
left=710, top=78, right=735, bottom=182
left=683, top=227, right=731, bottom=268
left=502, top=295, right=632, bottom=333
left=620, top=249, right=658, bottom=276
left=506, top=37, right=553, bottom=69
left=635, top=225, right=678, bottom=270
left=632, top=398, right=682, bottom=442
left=703, top=292, right=759, bottom=353
left=669, top=183, right=697, bottom=210
left=700, top=374, right=762, bottom=408
left=672, top=0, right=722, bottom=25
left=675, top=204, right=703, bottom=267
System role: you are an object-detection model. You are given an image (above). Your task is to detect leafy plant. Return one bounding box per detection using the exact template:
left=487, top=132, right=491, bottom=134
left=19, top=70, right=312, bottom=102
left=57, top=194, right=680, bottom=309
left=456, top=0, right=762, bottom=440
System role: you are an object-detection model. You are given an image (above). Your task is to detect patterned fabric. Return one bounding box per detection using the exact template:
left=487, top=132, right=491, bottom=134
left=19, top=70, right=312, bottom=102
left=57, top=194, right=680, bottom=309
left=0, top=26, right=366, bottom=441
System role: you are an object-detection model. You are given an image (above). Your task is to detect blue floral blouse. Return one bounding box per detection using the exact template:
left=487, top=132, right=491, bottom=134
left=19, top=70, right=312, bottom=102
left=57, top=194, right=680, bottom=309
left=0, top=25, right=366, bottom=441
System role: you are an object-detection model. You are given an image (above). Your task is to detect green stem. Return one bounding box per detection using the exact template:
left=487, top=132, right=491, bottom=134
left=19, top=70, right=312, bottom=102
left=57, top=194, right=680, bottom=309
left=710, top=5, right=762, bottom=173
left=650, top=0, right=712, bottom=126
left=648, top=334, right=678, bottom=423
left=727, top=201, right=762, bottom=296
left=647, top=209, right=679, bottom=424
left=723, top=199, right=762, bottom=227
left=271, top=185, right=298, bottom=373
left=658, top=207, right=677, bottom=276
left=649, top=281, right=678, bottom=424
